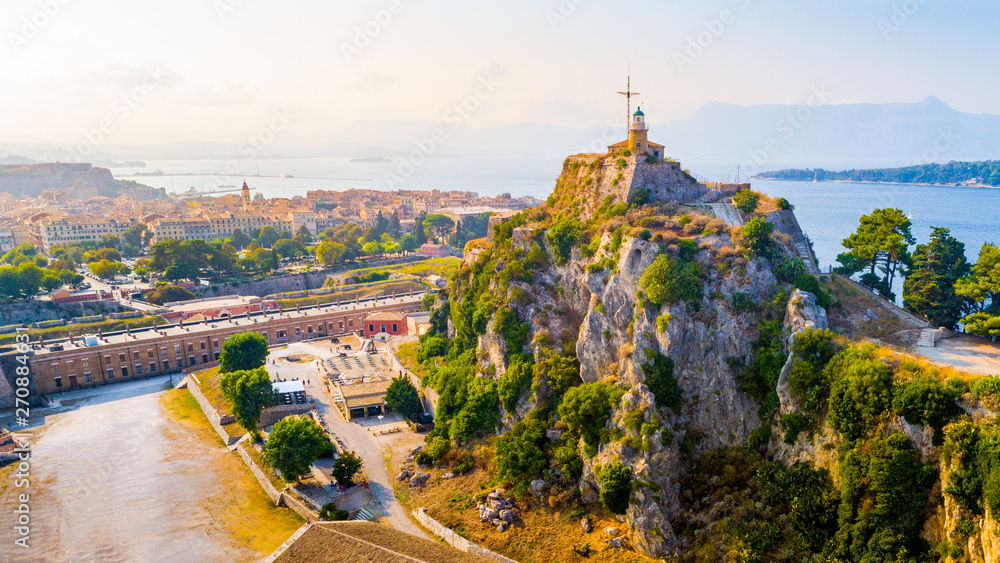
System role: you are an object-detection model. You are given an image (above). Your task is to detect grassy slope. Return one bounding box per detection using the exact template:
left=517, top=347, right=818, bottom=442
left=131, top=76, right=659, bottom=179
left=394, top=453, right=656, bottom=563
left=159, top=387, right=302, bottom=555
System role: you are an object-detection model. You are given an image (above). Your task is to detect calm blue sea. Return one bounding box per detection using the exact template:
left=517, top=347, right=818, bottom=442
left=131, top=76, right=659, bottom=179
left=114, top=157, right=1000, bottom=269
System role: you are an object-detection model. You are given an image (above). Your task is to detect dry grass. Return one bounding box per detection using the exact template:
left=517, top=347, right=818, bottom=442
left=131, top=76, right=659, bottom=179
left=160, top=388, right=303, bottom=555
left=395, top=456, right=657, bottom=563
left=396, top=342, right=429, bottom=381
left=825, top=274, right=922, bottom=348
left=872, top=346, right=984, bottom=385
left=193, top=366, right=230, bottom=414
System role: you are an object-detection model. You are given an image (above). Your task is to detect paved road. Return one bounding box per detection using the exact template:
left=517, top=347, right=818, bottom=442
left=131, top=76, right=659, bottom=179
left=266, top=342, right=429, bottom=539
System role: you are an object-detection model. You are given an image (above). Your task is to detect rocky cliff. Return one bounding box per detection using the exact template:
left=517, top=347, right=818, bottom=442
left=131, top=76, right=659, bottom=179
left=429, top=155, right=1000, bottom=562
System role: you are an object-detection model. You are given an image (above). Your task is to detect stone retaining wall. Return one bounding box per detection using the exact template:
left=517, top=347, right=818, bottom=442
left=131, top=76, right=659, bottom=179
left=413, top=508, right=519, bottom=563
left=70, top=314, right=105, bottom=324
left=179, top=374, right=241, bottom=447
left=236, top=441, right=282, bottom=502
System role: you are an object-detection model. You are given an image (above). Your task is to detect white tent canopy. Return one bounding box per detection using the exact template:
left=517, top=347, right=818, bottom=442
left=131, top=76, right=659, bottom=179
left=272, top=380, right=305, bottom=394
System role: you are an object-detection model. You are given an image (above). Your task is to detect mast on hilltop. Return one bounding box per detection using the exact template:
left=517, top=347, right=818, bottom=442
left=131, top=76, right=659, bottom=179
left=617, top=67, right=640, bottom=129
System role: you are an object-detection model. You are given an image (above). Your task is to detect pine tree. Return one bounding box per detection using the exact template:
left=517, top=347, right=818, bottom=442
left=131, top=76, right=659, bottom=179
left=902, top=227, right=970, bottom=329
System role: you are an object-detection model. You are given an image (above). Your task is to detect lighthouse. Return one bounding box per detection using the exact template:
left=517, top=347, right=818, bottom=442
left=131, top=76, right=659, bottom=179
left=629, top=108, right=650, bottom=157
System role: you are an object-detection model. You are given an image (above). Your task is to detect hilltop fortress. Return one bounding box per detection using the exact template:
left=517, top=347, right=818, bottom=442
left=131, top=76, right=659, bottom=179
left=552, top=107, right=749, bottom=217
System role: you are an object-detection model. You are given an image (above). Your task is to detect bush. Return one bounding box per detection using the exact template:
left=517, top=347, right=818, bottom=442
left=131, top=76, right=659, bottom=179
left=598, top=461, right=632, bottom=514
left=639, top=253, right=702, bottom=306
left=892, top=377, right=962, bottom=443
left=733, top=189, right=761, bottom=213
left=319, top=502, right=349, bottom=521
left=557, top=382, right=622, bottom=453
left=643, top=354, right=682, bottom=413
left=773, top=256, right=806, bottom=284
left=826, top=348, right=893, bottom=441
left=493, top=417, right=549, bottom=493
left=782, top=411, right=811, bottom=444
left=731, top=292, right=756, bottom=313
left=426, top=436, right=451, bottom=461
left=775, top=197, right=793, bottom=210
left=794, top=274, right=831, bottom=310
left=739, top=217, right=774, bottom=258
left=546, top=218, right=582, bottom=266
left=970, top=377, right=1000, bottom=398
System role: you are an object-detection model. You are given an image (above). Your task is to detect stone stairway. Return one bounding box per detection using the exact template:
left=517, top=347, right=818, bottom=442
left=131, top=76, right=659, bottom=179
left=795, top=242, right=820, bottom=274
left=916, top=329, right=938, bottom=348
left=351, top=507, right=375, bottom=521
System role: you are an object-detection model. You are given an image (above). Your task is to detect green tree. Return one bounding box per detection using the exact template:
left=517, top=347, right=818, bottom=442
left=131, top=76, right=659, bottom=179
left=642, top=354, right=682, bottom=413
left=316, top=240, right=346, bottom=266
left=295, top=225, right=313, bottom=243
left=493, top=417, right=549, bottom=493
left=219, top=331, right=270, bottom=373
left=258, top=225, right=280, bottom=248
left=88, top=259, right=125, bottom=279
left=230, top=228, right=251, bottom=250
left=145, top=284, right=196, bottom=305
left=836, top=208, right=915, bottom=299
left=902, top=227, right=970, bottom=329
left=262, top=416, right=332, bottom=482
left=331, top=450, right=364, bottom=487
left=598, top=461, right=632, bottom=514
left=423, top=214, right=455, bottom=241
left=826, top=347, right=893, bottom=441
left=385, top=376, right=422, bottom=419
left=413, top=212, right=428, bottom=245
left=893, top=377, right=962, bottom=443
left=272, top=238, right=304, bottom=259
left=122, top=223, right=148, bottom=249
left=956, top=243, right=1000, bottom=339
left=738, top=216, right=775, bottom=258
left=639, top=253, right=702, bottom=306
left=220, top=367, right=276, bottom=431
left=733, top=189, right=761, bottom=213
left=98, top=234, right=121, bottom=249
left=545, top=218, right=582, bottom=266
left=558, top=382, right=621, bottom=452
left=399, top=233, right=418, bottom=254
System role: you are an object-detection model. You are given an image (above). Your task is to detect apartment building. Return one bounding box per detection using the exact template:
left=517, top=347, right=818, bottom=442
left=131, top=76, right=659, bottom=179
left=38, top=214, right=135, bottom=251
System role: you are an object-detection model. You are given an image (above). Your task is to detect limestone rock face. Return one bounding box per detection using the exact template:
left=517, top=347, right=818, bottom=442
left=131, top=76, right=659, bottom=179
left=776, top=289, right=829, bottom=415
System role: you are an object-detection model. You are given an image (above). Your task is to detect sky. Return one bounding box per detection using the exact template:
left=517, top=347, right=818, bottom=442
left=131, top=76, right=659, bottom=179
left=3, top=0, right=999, bottom=147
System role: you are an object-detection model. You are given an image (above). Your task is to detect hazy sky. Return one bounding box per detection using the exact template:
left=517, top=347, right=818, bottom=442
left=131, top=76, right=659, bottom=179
left=4, top=0, right=999, bottom=146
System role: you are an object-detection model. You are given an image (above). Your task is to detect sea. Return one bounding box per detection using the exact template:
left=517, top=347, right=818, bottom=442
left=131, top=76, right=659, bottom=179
left=112, top=156, right=1000, bottom=272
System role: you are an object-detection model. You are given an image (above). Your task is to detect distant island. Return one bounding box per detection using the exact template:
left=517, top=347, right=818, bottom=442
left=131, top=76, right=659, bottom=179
left=756, top=160, right=1000, bottom=187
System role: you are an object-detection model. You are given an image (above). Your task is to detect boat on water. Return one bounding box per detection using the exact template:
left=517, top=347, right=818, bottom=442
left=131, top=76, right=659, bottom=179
left=280, top=172, right=293, bottom=178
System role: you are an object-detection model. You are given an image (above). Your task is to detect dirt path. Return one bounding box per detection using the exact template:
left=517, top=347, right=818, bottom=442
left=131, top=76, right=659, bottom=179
left=919, top=335, right=1000, bottom=376
left=0, top=380, right=301, bottom=562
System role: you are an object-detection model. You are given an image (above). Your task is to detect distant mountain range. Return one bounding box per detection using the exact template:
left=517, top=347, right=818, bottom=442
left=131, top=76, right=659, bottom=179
left=3, top=97, right=999, bottom=175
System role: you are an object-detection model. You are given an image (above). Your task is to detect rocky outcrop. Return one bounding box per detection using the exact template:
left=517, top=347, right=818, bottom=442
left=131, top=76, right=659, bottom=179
left=776, top=289, right=829, bottom=415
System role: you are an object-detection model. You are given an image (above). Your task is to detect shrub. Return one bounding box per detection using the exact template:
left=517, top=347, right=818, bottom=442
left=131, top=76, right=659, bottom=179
left=598, top=461, right=632, bottom=514
left=731, top=292, right=756, bottom=313
left=775, top=197, right=793, bottom=210
left=773, top=256, right=806, bottom=284
left=639, top=253, right=702, bottom=306
left=493, top=417, right=549, bottom=492
left=892, top=377, right=962, bottom=444
left=826, top=349, right=893, bottom=441
left=676, top=238, right=698, bottom=262
left=643, top=354, right=682, bottom=413
left=733, top=189, right=761, bottom=213
left=738, top=217, right=774, bottom=258
left=782, top=411, right=811, bottom=444
left=546, top=218, right=582, bottom=265
left=970, top=377, right=1000, bottom=398
left=794, top=274, right=831, bottom=310
left=558, top=382, right=622, bottom=453
left=426, top=436, right=451, bottom=461
left=319, top=502, right=349, bottom=521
